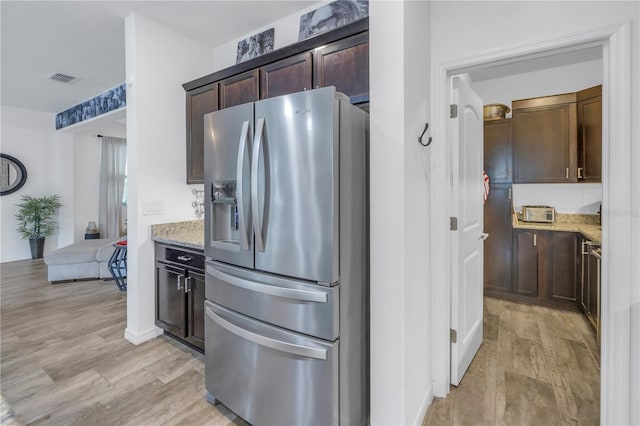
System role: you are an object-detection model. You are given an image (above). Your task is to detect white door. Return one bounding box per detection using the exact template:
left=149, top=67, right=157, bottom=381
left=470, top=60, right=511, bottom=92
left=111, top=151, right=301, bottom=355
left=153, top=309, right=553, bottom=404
left=450, top=74, right=485, bottom=386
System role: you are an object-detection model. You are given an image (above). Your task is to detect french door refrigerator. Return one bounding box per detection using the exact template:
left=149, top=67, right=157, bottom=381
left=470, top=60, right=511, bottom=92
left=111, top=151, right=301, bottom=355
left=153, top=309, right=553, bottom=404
left=203, top=87, right=369, bottom=426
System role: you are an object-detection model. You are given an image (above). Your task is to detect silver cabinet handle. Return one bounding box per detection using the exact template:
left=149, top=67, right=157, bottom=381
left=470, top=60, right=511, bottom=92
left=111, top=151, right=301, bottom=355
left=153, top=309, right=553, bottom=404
left=236, top=120, right=250, bottom=250
left=185, top=276, right=192, bottom=293
left=566, top=167, right=569, bottom=179
left=251, top=118, right=266, bottom=252
left=205, top=304, right=327, bottom=360
left=533, top=234, right=537, bottom=246
left=480, top=232, right=489, bottom=241
left=176, top=274, right=184, bottom=291
left=578, top=167, right=583, bottom=179
left=177, top=255, right=192, bottom=262
left=207, top=264, right=327, bottom=303
left=508, top=188, right=512, bottom=200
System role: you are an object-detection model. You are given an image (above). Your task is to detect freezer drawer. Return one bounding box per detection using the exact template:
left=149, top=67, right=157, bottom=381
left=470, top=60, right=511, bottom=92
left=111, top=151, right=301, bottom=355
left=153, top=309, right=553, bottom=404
left=205, top=301, right=339, bottom=426
left=206, top=261, right=339, bottom=340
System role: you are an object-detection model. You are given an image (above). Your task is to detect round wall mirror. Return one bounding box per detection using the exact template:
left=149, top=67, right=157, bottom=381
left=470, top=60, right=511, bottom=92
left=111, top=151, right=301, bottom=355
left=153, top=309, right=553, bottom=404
left=1, top=154, right=28, bottom=196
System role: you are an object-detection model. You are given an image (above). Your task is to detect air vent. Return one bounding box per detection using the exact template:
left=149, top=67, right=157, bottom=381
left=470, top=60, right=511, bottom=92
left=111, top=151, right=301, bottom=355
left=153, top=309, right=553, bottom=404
left=48, top=73, right=79, bottom=84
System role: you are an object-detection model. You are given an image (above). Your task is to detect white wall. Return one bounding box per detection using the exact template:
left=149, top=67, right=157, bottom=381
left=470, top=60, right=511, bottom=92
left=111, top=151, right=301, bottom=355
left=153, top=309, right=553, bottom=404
left=513, top=183, right=602, bottom=214
left=72, top=124, right=126, bottom=241
left=429, top=2, right=639, bottom=424
left=0, top=106, right=73, bottom=262
left=369, top=1, right=431, bottom=424
left=213, top=1, right=325, bottom=71
left=124, top=12, right=214, bottom=344
left=471, top=58, right=603, bottom=109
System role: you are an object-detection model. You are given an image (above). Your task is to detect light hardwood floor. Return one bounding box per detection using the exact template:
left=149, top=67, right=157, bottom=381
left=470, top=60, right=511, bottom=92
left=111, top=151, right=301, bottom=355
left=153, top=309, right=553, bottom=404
left=423, top=297, right=600, bottom=426
left=2, top=260, right=600, bottom=426
left=0, top=259, right=245, bottom=426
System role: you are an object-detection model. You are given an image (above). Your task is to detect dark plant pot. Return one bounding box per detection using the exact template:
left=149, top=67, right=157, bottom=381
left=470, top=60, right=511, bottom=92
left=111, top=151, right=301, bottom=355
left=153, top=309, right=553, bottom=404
left=29, top=237, right=45, bottom=259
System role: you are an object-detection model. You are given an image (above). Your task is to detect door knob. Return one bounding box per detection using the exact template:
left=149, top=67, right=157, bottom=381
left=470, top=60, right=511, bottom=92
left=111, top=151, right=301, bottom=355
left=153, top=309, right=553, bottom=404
left=480, top=233, right=489, bottom=241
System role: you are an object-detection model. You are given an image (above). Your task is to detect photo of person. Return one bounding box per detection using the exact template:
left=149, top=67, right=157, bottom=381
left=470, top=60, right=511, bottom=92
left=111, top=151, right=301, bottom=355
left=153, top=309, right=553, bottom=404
left=236, top=28, right=275, bottom=64
left=298, top=0, right=368, bottom=41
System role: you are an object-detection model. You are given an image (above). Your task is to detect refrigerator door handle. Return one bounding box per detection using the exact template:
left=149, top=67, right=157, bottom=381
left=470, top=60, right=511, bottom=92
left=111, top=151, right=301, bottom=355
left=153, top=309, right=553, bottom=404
left=251, top=117, right=266, bottom=252
left=206, top=264, right=328, bottom=303
left=205, top=303, right=328, bottom=360
left=236, top=120, right=250, bottom=250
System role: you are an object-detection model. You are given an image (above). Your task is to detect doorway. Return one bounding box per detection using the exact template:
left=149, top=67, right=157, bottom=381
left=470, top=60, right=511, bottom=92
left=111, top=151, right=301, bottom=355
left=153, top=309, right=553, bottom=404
left=430, top=22, right=633, bottom=426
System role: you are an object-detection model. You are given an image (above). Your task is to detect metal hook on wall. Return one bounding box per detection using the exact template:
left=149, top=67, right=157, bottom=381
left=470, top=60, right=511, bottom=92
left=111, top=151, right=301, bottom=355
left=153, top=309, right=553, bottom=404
left=418, top=122, right=432, bottom=147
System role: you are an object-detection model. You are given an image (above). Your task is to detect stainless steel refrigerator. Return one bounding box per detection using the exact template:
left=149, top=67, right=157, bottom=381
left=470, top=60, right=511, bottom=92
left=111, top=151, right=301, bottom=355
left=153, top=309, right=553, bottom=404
left=203, top=87, right=369, bottom=426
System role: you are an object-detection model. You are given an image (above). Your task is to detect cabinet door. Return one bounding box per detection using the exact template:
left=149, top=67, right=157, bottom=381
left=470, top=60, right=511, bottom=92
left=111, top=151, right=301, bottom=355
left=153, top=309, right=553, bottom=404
left=186, top=83, right=218, bottom=184
left=313, top=32, right=369, bottom=104
left=483, top=184, right=512, bottom=293
left=186, top=269, right=205, bottom=350
left=548, top=232, right=579, bottom=302
left=588, top=251, right=600, bottom=327
left=512, top=103, right=577, bottom=183
left=220, top=69, right=259, bottom=109
left=579, top=239, right=590, bottom=313
left=260, top=52, right=312, bottom=99
left=156, top=262, right=186, bottom=337
left=513, top=230, right=538, bottom=296
left=577, top=90, right=602, bottom=183
left=484, top=119, right=512, bottom=183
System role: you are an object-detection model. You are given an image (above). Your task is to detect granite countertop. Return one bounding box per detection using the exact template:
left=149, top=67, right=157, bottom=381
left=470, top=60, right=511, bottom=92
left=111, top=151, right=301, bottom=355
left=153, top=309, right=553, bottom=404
left=512, top=213, right=601, bottom=244
left=151, top=220, right=204, bottom=250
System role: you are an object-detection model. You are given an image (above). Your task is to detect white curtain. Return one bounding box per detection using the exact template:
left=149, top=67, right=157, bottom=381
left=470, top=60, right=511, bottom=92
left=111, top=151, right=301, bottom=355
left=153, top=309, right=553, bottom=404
left=98, top=136, right=127, bottom=238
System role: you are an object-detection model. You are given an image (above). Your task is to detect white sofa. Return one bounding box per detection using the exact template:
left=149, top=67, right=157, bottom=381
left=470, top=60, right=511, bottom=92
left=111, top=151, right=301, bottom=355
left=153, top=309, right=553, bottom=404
left=44, top=236, right=125, bottom=282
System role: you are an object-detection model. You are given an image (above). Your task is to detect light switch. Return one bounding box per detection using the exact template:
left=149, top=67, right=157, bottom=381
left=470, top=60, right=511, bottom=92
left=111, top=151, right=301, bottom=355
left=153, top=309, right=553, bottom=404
left=142, top=200, right=164, bottom=216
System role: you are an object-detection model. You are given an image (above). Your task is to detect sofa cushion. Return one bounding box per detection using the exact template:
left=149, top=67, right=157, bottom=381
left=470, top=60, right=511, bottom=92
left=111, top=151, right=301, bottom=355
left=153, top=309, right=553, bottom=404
left=44, top=238, right=116, bottom=265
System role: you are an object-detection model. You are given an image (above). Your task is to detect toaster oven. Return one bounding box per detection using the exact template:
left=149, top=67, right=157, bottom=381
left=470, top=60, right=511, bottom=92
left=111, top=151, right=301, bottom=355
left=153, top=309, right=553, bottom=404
left=522, top=205, right=555, bottom=223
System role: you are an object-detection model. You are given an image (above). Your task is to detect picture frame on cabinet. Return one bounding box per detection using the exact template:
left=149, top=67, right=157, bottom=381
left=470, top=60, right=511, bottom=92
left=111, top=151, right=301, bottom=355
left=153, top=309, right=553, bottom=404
left=298, top=0, right=368, bottom=41
left=236, top=28, right=275, bottom=64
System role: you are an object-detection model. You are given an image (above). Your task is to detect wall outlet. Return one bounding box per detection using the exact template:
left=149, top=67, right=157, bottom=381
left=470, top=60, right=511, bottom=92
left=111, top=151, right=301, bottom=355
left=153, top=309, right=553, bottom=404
left=142, top=200, right=164, bottom=216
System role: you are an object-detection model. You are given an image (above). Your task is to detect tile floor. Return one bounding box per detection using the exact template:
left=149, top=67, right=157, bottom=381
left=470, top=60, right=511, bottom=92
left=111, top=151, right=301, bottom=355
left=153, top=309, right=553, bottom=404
left=423, top=297, right=600, bottom=426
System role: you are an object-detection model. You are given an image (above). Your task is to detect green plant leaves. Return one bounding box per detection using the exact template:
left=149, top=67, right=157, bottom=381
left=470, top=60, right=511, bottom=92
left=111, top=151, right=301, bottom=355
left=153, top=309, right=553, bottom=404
left=14, top=194, right=63, bottom=240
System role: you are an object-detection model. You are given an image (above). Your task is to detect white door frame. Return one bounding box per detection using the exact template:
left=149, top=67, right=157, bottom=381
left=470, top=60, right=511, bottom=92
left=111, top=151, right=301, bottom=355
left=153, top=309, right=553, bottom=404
left=430, top=22, right=632, bottom=426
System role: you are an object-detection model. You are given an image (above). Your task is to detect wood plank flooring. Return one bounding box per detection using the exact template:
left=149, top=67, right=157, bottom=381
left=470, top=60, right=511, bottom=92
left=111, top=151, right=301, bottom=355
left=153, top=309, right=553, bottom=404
left=423, top=297, right=600, bottom=426
left=2, top=260, right=601, bottom=425
left=0, top=259, right=245, bottom=426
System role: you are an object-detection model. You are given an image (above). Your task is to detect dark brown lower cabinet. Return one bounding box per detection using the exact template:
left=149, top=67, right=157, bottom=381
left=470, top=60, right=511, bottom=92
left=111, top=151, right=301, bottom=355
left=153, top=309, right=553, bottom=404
left=512, top=229, right=582, bottom=309
left=483, top=184, right=512, bottom=294
left=513, top=229, right=539, bottom=297
left=547, top=232, right=579, bottom=302
left=155, top=243, right=205, bottom=352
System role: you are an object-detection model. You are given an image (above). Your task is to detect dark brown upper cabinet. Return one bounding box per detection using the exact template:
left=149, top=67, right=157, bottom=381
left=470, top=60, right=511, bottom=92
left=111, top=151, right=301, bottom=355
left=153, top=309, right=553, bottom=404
left=512, top=93, right=577, bottom=183
left=313, top=32, right=369, bottom=104
left=577, top=85, right=602, bottom=183
left=220, top=69, right=260, bottom=109
left=186, top=83, right=218, bottom=184
left=183, top=21, right=369, bottom=183
left=484, top=118, right=512, bottom=184
left=260, top=52, right=313, bottom=100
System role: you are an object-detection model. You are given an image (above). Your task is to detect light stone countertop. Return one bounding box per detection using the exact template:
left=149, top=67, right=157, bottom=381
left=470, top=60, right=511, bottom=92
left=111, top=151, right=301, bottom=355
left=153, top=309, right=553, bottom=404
left=151, top=220, right=204, bottom=250
left=512, top=213, right=601, bottom=244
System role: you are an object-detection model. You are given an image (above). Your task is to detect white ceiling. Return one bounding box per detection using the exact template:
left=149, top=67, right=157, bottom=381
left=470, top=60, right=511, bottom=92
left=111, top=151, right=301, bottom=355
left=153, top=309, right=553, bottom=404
left=0, top=1, right=315, bottom=114
left=1, top=1, right=602, bottom=115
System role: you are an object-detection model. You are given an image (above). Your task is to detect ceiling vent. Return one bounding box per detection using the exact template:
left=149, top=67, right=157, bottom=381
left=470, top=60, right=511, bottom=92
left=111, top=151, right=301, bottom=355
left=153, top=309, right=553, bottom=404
left=48, top=73, right=79, bottom=84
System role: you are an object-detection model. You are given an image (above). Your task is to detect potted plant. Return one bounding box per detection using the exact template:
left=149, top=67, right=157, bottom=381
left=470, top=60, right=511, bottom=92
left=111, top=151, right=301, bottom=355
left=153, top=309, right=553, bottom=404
left=15, top=194, right=63, bottom=259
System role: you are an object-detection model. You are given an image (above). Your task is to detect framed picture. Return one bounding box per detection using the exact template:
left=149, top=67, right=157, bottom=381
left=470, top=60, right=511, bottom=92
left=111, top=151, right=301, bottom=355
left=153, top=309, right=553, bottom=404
left=236, top=28, right=275, bottom=64
left=298, top=0, right=368, bottom=41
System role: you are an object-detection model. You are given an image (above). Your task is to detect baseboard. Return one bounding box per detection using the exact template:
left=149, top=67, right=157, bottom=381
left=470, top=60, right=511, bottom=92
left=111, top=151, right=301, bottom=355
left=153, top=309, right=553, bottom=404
left=413, top=386, right=434, bottom=426
left=124, top=326, right=163, bottom=345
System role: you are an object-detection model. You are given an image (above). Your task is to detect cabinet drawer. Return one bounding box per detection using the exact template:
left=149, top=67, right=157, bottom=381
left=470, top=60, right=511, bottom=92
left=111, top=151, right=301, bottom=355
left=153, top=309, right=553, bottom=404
left=205, top=301, right=339, bottom=426
left=206, top=261, right=339, bottom=340
left=156, top=244, right=204, bottom=270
